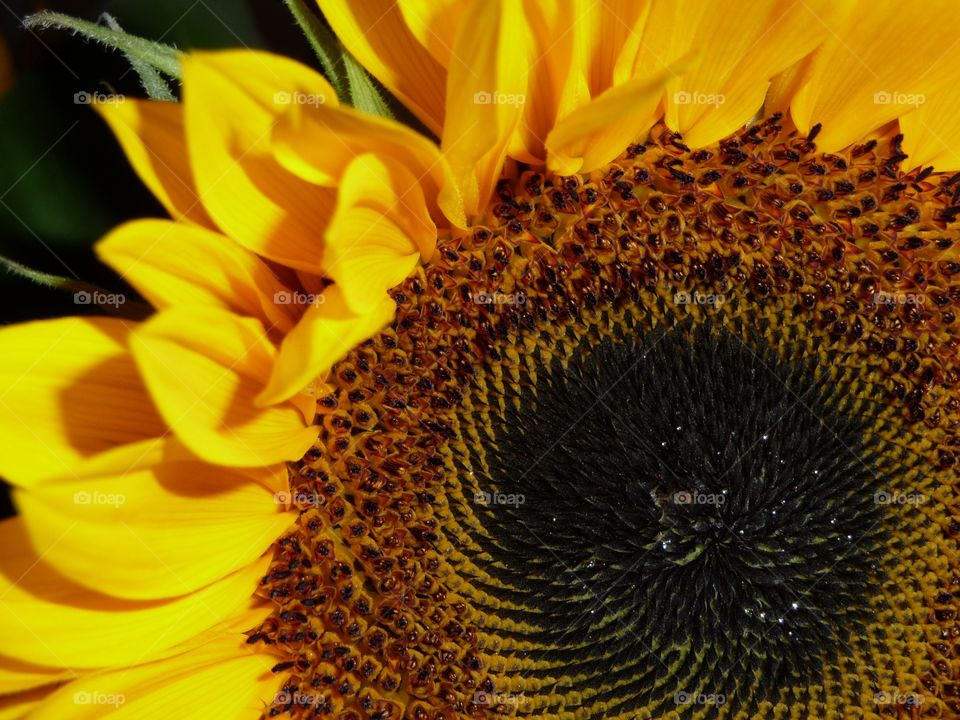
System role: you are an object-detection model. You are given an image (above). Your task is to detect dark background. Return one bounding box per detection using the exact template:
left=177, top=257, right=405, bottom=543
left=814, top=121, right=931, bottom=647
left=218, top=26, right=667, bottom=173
left=0, top=0, right=325, bottom=517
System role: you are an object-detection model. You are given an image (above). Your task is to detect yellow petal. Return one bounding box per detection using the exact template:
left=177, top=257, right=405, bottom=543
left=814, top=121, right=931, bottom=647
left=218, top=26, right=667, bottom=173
left=323, top=153, right=432, bottom=313
left=511, top=0, right=591, bottom=164
left=272, top=100, right=466, bottom=230
left=787, top=0, right=960, bottom=153
left=899, top=71, right=960, bottom=171
left=325, top=207, right=419, bottom=314
left=96, top=219, right=295, bottom=333
left=510, top=0, right=651, bottom=163
left=764, top=53, right=817, bottom=117
left=15, top=463, right=293, bottom=599
left=182, top=50, right=337, bottom=273
left=94, top=98, right=215, bottom=228
left=546, top=68, right=674, bottom=175
left=442, top=0, right=529, bottom=217
left=257, top=285, right=395, bottom=407
left=0, top=596, right=267, bottom=698
left=25, top=630, right=278, bottom=720
left=0, top=659, right=71, bottom=696
left=584, top=0, right=652, bottom=95
left=638, top=0, right=839, bottom=148
left=0, top=318, right=180, bottom=487
left=0, top=686, right=58, bottom=720
left=397, top=0, right=465, bottom=67
left=131, top=307, right=317, bottom=467
left=0, top=518, right=270, bottom=670
left=317, top=0, right=446, bottom=134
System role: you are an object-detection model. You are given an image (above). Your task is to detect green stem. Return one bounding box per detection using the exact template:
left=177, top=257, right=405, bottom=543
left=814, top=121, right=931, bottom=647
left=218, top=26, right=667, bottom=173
left=101, top=13, right=174, bottom=100
left=281, top=0, right=394, bottom=119
left=23, top=11, right=181, bottom=80
left=282, top=0, right=346, bottom=98
left=1, top=256, right=151, bottom=319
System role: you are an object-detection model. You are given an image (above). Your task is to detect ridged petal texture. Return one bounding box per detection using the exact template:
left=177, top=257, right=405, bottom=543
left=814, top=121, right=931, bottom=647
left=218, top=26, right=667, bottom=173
left=94, top=48, right=459, bottom=417
left=320, top=0, right=960, bottom=211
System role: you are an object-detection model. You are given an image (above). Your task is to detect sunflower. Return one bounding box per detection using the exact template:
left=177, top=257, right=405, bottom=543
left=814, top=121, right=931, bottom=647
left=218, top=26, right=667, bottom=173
left=3, top=0, right=960, bottom=718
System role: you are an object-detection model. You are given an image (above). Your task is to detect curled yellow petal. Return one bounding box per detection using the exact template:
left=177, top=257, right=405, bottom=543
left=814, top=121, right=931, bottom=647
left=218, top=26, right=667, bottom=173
left=323, top=153, right=433, bottom=314
left=899, top=67, right=960, bottom=171
left=317, top=0, right=446, bottom=134
left=15, top=463, right=293, bottom=599
left=0, top=659, right=71, bottom=697
left=0, top=685, right=59, bottom=719
left=182, top=50, right=338, bottom=273
left=24, top=624, right=278, bottom=720
left=272, top=100, right=466, bottom=230
left=397, top=0, right=465, bottom=68
left=131, top=307, right=317, bottom=467
left=638, top=0, right=839, bottom=148
left=0, top=518, right=270, bottom=670
left=441, top=0, right=530, bottom=218
left=95, top=98, right=215, bottom=228
left=257, top=285, right=396, bottom=407
left=786, top=0, right=960, bottom=153
left=97, top=219, right=296, bottom=333
left=546, top=68, right=674, bottom=176
left=0, top=318, right=183, bottom=487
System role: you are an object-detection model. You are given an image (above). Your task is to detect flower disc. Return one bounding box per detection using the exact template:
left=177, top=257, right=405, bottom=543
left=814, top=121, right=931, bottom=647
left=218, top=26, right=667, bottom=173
left=258, top=118, right=960, bottom=719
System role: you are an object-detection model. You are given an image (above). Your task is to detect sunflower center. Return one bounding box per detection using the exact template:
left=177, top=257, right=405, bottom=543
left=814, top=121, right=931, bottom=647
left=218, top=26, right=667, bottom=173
left=261, top=118, right=959, bottom=719
left=464, top=320, right=891, bottom=712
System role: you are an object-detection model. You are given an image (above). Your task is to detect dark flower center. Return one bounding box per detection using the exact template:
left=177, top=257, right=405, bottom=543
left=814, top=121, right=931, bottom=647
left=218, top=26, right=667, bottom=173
left=464, top=319, right=896, bottom=715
